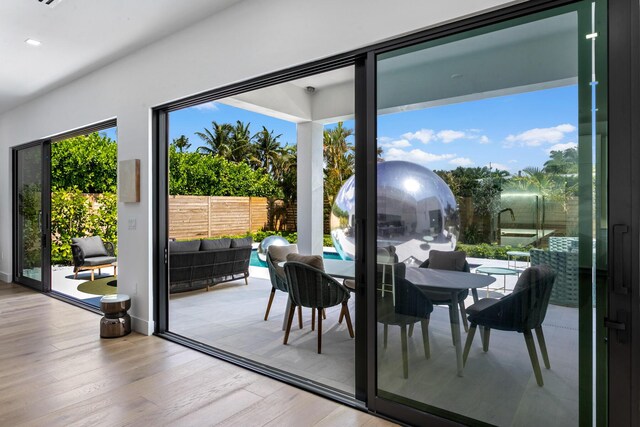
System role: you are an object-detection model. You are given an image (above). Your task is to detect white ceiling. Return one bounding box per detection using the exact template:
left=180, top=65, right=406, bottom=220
left=0, top=0, right=244, bottom=114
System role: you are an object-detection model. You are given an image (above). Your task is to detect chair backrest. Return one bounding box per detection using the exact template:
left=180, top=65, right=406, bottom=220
left=419, top=250, right=469, bottom=272
left=511, top=264, right=556, bottom=329
left=71, top=236, right=108, bottom=258
left=284, top=261, right=349, bottom=309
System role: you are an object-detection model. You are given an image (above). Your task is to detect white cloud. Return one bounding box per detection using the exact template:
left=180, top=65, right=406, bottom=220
left=508, top=159, right=518, bottom=164
left=402, top=129, right=435, bottom=144
left=479, top=135, right=490, bottom=144
left=488, top=162, right=511, bottom=172
left=505, top=123, right=576, bottom=147
left=449, top=157, right=474, bottom=167
left=380, top=139, right=412, bottom=148
left=191, top=101, right=219, bottom=111
left=386, top=148, right=456, bottom=164
left=546, top=141, right=578, bottom=154
left=437, top=130, right=466, bottom=143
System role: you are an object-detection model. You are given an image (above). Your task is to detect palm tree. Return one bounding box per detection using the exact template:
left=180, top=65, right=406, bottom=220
left=172, top=135, right=191, bottom=153
left=251, top=126, right=283, bottom=173
left=228, top=120, right=252, bottom=162
left=195, top=121, right=233, bottom=156
left=323, top=122, right=355, bottom=207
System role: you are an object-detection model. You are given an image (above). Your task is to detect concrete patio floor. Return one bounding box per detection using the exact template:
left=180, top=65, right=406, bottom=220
left=168, top=257, right=580, bottom=426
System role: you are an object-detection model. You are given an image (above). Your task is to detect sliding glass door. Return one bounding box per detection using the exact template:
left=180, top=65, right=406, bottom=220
left=371, top=2, right=607, bottom=425
left=13, top=141, right=51, bottom=292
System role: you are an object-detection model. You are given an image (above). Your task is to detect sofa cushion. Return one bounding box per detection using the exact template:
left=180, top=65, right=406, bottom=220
left=286, top=253, right=325, bottom=272
left=200, top=238, right=231, bottom=250
left=72, top=236, right=108, bottom=258
left=82, top=256, right=117, bottom=266
left=230, top=237, right=253, bottom=248
left=170, top=240, right=201, bottom=253
left=426, top=250, right=467, bottom=271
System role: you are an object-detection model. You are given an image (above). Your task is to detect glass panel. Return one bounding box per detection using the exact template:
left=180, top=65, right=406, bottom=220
left=16, top=144, right=43, bottom=283
left=375, top=3, right=603, bottom=425
left=167, top=66, right=357, bottom=395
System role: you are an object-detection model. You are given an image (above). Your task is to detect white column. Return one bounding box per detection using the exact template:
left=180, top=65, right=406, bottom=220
left=296, top=121, right=324, bottom=255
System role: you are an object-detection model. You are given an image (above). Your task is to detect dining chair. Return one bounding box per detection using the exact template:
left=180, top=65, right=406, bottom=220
left=378, top=262, right=434, bottom=379
left=418, top=250, right=471, bottom=335
left=264, top=244, right=304, bottom=328
left=283, top=257, right=354, bottom=354
left=462, top=265, right=556, bottom=386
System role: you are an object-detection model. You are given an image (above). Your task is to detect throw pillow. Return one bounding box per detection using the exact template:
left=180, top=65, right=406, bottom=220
left=286, top=253, right=325, bottom=272
left=200, top=238, right=231, bottom=250
left=268, top=244, right=298, bottom=278
left=427, top=250, right=467, bottom=271
left=72, top=236, right=108, bottom=258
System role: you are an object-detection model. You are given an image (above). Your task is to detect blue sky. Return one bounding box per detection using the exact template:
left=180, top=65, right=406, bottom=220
left=169, top=84, right=578, bottom=174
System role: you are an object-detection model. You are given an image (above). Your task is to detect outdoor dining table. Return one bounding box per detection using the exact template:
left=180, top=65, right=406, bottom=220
left=277, top=259, right=496, bottom=376
left=404, top=267, right=496, bottom=376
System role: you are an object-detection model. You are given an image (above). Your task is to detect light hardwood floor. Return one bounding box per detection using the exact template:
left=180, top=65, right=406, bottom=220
left=0, top=281, right=396, bottom=427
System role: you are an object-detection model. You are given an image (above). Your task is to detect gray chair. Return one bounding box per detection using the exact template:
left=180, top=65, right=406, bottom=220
left=264, top=244, right=303, bottom=328
left=283, top=258, right=353, bottom=354
left=462, top=265, right=556, bottom=386
left=418, top=250, right=471, bottom=333
left=71, top=236, right=116, bottom=281
left=378, top=263, right=434, bottom=379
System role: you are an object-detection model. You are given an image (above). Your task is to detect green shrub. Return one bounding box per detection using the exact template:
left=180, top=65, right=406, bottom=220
left=51, top=189, right=118, bottom=265
left=455, top=243, right=531, bottom=260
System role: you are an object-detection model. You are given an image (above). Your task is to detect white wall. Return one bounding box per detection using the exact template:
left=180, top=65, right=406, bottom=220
left=0, top=0, right=517, bottom=334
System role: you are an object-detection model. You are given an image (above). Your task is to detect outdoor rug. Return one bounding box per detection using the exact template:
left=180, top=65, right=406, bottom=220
left=77, top=276, right=118, bottom=295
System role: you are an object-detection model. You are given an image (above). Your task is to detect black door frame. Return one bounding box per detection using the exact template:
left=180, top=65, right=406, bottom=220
left=152, top=0, right=637, bottom=424
left=12, top=139, right=52, bottom=292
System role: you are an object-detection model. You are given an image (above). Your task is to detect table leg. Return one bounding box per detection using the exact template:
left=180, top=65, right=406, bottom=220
left=282, top=299, right=291, bottom=331
left=449, top=290, right=463, bottom=376
left=472, top=288, right=486, bottom=349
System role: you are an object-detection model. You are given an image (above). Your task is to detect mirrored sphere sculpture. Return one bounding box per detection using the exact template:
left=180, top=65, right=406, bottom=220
left=330, top=160, right=459, bottom=263
left=257, top=235, right=290, bottom=262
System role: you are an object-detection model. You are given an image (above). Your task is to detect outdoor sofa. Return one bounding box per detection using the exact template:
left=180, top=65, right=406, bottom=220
left=169, top=237, right=252, bottom=293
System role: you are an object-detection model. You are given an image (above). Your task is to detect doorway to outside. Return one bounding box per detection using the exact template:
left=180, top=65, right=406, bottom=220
left=13, top=121, right=118, bottom=309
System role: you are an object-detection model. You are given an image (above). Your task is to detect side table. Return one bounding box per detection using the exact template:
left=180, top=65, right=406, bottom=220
left=475, top=266, right=519, bottom=295
left=100, top=293, right=131, bottom=338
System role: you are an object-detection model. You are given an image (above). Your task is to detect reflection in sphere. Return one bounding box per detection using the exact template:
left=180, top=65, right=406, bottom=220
left=258, top=235, right=289, bottom=262
left=330, top=160, right=459, bottom=263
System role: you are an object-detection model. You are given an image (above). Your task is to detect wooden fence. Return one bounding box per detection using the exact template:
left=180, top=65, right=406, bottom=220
left=169, top=195, right=269, bottom=240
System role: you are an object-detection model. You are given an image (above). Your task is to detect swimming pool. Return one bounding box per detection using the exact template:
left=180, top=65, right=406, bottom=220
left=249, top=249, right=343, bottom=267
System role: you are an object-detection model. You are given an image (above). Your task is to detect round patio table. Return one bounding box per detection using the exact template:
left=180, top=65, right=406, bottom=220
left=475, top=266, right=519, bottom=294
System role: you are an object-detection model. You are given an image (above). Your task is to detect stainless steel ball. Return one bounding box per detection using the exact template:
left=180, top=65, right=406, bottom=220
left=330, top=160, right=459, bottom=263
left=257, top=235, right=290, bottom=262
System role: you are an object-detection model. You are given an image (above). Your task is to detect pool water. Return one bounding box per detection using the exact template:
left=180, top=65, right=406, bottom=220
left=250, top=249, right=342, bottom=267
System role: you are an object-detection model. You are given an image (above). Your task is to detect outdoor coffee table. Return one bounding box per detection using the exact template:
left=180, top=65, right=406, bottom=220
left=475, top=266, right=519, bottom=294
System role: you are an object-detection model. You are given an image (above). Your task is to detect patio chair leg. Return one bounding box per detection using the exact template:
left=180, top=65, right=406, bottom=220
left=482, top=328, right=491, bottom=352
left=408, top=323, right=414, bottom=337
left=312, top=308, right=315, bottom=331
left=421, top=319, right=430, bottom=359
left=524, top=329, right=544, bottom=386
left=91, top=270, right=95, bottom=281
left=535, top=326, right=551, bottom=369
left=400, top=324, right=409, bottom=379
left=460, top=301, right=469, bottom=332
left=264, top=288, right=276, bottom=321
left=463, top=324, right=477, bottom=366
left=317, top=308, right=323, bottom=354
left=297, top=306, right=303, bottom=329
left=244, top=275, right=248, bottom=285
left=322, top=308, right=326, bottom=320
left=383, top=324, right=389, bottom=349
left=283, top=305, right=296, bottom=345
left=343, top=302, right=354, bottom=338
left=338, top=305, right=344, bottom=324
left=74, top=271, right=78, bottom=279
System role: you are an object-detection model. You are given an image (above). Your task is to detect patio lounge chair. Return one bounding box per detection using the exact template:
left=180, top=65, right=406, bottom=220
left=71, top=236, right=117, bottom=281
left=462, top=265, right=556, bottom=386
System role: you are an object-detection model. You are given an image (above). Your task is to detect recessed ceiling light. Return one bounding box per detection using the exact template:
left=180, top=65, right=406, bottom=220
left=25, top=38, right=42, bottom=47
